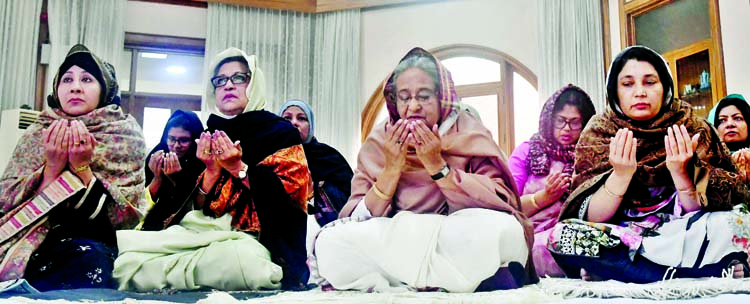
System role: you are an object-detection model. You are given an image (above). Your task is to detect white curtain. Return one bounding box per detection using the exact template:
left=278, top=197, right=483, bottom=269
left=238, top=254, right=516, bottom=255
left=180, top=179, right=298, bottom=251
left=206, top=3, right=314, bottom=113
left=0, top=0, right=43, bottom=115
left=311, top=10, right=361, bottom=165
left=46, top=0, right=126, bottom=101
left=206, top=3, right=361, bottom=163
left=537, top=0, right=606, bottom=111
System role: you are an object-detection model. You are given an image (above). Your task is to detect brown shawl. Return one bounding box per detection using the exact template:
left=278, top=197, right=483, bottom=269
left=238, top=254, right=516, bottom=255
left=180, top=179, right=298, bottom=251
left=560, top=97, right=747, bottom=220
left=342, top=47, right=538, bottom=284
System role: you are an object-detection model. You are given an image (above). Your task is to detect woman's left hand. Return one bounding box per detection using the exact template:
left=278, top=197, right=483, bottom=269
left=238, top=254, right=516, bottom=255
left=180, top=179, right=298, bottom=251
left=68, top=120, right=97, bottom=170
left=665, top=124, right=700, bottom=183
left=409, top=120, right=445, bottom=174
left=212, top=131, right=244, bottom=176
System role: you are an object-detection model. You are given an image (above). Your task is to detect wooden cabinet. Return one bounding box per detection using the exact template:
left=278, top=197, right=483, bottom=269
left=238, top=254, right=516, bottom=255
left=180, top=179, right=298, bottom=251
left=619, top=0, right=726, bottom=118
left=662, top=39, right=721, bottom=118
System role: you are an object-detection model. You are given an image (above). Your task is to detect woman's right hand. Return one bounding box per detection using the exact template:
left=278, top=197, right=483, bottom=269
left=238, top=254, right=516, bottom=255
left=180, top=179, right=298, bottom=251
left=42, top=119, right=69, bottom=176
left=539, top=171, right=570, bottom=205
left=149, top=150, right=165, bottom=178
left=609, top=128, right=637, bottom=179
left=732, top=148, right=750, bottom=184
left=383, top=119, right=409, bottom=173
left=196, top=131, right=220, bottom=173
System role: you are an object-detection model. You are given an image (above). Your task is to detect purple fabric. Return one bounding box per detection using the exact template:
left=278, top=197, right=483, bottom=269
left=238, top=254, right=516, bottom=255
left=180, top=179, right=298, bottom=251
left=508, top=141, right=565, bottom=277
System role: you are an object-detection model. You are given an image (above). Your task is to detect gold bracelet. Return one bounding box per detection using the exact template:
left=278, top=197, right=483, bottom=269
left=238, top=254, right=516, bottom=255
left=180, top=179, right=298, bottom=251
left=677, top=186, right=696, bottom=193
left=603, top=183, right=624, bottom=198
left=371, top=185, right=391, bottom=200
left=73, top=164, right=89, bottom=173
left=529, top=193, right=539, bottom=209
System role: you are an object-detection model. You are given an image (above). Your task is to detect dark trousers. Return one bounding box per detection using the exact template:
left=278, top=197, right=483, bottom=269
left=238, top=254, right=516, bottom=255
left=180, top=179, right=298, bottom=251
left=551, top=244, right=749, bottom=283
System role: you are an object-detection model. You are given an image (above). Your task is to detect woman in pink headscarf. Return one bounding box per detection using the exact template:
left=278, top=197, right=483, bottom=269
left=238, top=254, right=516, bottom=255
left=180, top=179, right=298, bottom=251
left=309, top=47, right=537, bottom=293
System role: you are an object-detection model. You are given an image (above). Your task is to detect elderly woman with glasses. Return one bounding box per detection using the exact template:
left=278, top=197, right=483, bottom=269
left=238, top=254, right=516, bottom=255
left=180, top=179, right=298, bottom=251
left=309, top=48, right=537, bottom=293
left=115, top=48, right=313, bottom=292
left=507, top=84, right=596, bottom=277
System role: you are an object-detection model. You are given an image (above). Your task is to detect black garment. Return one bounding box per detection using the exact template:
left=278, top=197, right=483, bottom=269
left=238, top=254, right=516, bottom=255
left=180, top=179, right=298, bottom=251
left=551, top=244, right=749, bottom=283
left=145, top=110, right=311, bottom=290
left=25, top=179, right=118, bottom=291
left=141, top=154, right=205, bottom=231
left=206, top=110, right=309, bottom=290
left=303, top=138, right=353, bottom=226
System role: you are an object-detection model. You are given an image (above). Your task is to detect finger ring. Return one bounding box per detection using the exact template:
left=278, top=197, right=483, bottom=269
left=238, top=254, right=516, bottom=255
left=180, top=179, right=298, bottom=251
left=396, top=141, right=401, bottom=145
left=74, top=142, right=80, bottom=146
left=216, top=150, right=224, bottom=154
left=204, top=150, right=211, bottom=154
left=80, top=140, right=86, bottom=145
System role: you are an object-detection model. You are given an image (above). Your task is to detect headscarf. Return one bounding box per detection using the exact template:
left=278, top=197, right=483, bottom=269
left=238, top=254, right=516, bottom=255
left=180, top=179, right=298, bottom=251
left=559, top=46, right=747, bottom=220
left=527, top=84, right=595, bottom=177
left=201, top=48, right=311, bottom=232
left=205, top=47, right=267, bottom=118
left=707, top=94, right=750, bottom=152
left=47, top=44, right=121, bottom=109
left=343, top=47, right=538, bottom=285
left=384, top=48, right=458, bottom=126
left=278, top=100, right=314, bottom=144
left=144, top=110, right=205, bottom=185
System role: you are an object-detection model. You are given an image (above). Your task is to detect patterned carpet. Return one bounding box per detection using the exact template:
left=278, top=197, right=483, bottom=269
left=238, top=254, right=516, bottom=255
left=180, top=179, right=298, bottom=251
left=2, top=278, right=750, bottom=303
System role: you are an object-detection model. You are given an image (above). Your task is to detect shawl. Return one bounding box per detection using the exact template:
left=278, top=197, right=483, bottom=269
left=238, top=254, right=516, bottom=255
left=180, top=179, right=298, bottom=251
left=1, top=105, right=148, bottom=229
left=527, top=84, right=594, bottom=178
left=559, top=46, right=747, bottom=220
left=342, top=47, right=538, bottom=285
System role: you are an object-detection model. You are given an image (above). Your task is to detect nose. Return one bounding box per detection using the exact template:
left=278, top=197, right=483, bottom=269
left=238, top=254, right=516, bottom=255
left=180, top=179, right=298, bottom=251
left=406, top=98, right=422, bottom=112
left=69, top=79, right=82, bottom=93
left=634, top=83, right=646, bottom=97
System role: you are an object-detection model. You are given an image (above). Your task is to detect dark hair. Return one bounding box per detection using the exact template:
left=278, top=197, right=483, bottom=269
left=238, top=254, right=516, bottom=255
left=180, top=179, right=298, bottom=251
left=606, top=46, right=674, bottom=118
left=213, top=56, right=250, bottom=77
left=554, top=88, right=597, bottom=127
left=150, top=110, right=204, bottom=155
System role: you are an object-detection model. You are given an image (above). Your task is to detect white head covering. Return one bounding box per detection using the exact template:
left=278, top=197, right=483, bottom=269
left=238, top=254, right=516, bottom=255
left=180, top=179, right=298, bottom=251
left=205, top=47, right=267, bottom=118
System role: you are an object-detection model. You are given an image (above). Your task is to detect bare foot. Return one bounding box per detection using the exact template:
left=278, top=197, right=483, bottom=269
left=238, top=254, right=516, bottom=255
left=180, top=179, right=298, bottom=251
left=580, top=268, right=603, bottom=281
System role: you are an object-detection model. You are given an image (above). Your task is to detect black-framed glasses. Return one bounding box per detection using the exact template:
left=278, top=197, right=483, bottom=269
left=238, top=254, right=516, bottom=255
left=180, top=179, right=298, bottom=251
left=553, top=117, right=583, bottom=130
left=211, top=72, right=251, bottom=88
left=167, top=136, right=192, bottom=146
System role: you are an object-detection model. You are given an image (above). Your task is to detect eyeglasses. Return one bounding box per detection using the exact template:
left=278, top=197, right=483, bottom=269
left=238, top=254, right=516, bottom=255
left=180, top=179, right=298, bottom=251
left=397, top=90, right=436, bottom=105
left=167, top=136, right=192, bottom=146
left=211, top=72, right=251, bottom=88
left=553, top=117, right=583, bottom=130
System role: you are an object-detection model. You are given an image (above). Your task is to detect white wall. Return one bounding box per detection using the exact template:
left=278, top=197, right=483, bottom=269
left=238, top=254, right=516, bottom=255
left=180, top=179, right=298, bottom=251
left=718, top=0, right=750, bottom=99
left=124, top=1, right=207, bottom=38
left=607, top=0, right=750, bottom=99
left=360, top=0, right=538, bottom=103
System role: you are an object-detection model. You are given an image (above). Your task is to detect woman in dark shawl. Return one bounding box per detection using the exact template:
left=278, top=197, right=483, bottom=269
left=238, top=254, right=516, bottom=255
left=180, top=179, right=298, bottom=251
left=548, top=46, right=749, bottom=282
left=279, top=99, right=353, bottom=226
left=140, top=110, right=205, bottom=231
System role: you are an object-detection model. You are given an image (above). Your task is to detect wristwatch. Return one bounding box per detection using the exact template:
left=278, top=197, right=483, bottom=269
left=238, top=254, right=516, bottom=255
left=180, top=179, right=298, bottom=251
left=237, top=163, right=248, bottom=179
left=430, top=164, right=450, bottom=180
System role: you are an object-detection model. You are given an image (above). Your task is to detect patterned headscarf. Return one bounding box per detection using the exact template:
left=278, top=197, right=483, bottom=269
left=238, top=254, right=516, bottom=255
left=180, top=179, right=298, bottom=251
left=278, top=99, right=315, bottom=144
left=47, top=44, right=121, bottom=110
left=559, top=46, right=747, bottom=219
left=384, top=47, right=458, bottom=127
left=527, top=84, right=595, bottom=177
left=205, top=47, right=267, bottom=118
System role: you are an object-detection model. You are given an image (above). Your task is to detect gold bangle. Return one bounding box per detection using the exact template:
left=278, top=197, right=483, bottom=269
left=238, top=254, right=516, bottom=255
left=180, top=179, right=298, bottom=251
left=529, top=193, right=539, bottom=209
left=371, top=184, right=391, bottom=200
left=677, top=186, right=696, bottom=193
left=603, top=183, right=624, bottom=198
left=73, top=164, right=89, bottom=173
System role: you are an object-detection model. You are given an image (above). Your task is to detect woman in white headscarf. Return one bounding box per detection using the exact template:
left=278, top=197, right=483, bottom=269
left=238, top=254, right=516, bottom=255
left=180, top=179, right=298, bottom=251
left=114, top=48, right=313, bottom=291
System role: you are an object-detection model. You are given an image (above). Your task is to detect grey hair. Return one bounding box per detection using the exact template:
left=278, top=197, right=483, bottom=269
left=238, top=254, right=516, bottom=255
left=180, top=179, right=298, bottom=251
left=392, top=55, right=440, bottom=92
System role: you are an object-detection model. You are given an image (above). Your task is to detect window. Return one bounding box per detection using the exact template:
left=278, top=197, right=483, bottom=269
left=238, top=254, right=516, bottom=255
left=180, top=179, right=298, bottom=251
left=120, top=33, right=207, bottom=150
left=360, top=45, right=539, bottom=155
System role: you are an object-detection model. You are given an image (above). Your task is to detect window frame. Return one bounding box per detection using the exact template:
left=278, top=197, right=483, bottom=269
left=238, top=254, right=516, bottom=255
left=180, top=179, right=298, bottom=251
left=359, top=44, right=538, bottom=154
